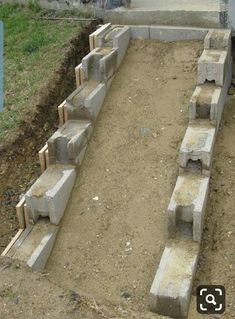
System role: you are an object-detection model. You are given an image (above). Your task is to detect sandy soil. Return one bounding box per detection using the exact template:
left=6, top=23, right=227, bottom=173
left=46, top=39, right=201, bottom=312
left=1, top=39, right=234, bottom=319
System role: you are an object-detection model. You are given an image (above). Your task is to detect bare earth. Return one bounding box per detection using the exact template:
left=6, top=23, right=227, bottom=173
left=46, top=40, right=201, bottom=312
left=1, top=40, right=234, bottom=319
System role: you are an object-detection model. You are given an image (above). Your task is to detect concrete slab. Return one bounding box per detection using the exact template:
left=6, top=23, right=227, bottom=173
left=150, top=26, right=209, bottom=41
left=7, top=219, right=59, bottom=272
left=167, top=173, right=210, bottom=242
left=101, top=1, right=221, bottom=28
left=130, top=25, right=150, bottom=39
left=179, top=121, right=216, bottom=175
left=25, top=165, right=76, bottom=225
left=197, top=49, right=228, bottom=86
left=66, top=80, right=107, bottom=121
left=150, top=240, right=200, bottom=318
left=47, top=120, right=93, bottom=166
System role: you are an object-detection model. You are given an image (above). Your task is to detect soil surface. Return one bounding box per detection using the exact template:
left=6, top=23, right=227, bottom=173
left=46, top=39, right=201, bottom=313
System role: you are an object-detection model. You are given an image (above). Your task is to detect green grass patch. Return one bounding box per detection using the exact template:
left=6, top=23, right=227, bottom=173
left=0, top=3, right=87, bottom=141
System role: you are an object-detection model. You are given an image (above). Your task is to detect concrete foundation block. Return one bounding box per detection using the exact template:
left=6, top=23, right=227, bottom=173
left=167, top=173, right=210, bottom=242
left=89, top=23, right=111, bottom=51
left=82, top=47, right=118, bottom=82
left=149, top=26, right=208, bottom=41
left=189, top=84, right=221, bottom=128
left=130, top=25, right=150, bottom=40
left=25, top=165, right=76, bottom=225
left=179, top=121, right=216, bottom=174
left=150, top=241, right=200, bottom=318
left=190, top=57, right=232, bottom=131
left=66, top=81, right=107, bottom=121
left=47, top=120, right=92, bottom=166
left=95, top=25, right=131, bottom=67
left=204, top=29, right=231, bottom=52
left=197, top=49, right=228, bottom=86
left=7, top=220, right=59, bottom=272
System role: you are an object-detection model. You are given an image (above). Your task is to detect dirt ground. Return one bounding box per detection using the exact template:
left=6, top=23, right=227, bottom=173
left=45, top=39, right=201, bottom=313
left=0, top=38, right=234, bottom=319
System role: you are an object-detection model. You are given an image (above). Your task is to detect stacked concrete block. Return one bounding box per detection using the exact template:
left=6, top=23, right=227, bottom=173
left=25, top=165, right=76, bottom=225
left=150, top=241, right=200, bottom=318
left=179, top=122, right=216, bottom=175
left=197, top=49, right=229, bottom=86
left=204, top=29, right=231, bottom=54
left=47, top=120, right=93, bottom=166
left=167, top=173, right=210, bottom=242
left=150, top=28, right=232, bottom=319
left=89, top=23, right=111, bottom=51
left=65, top=81, right=107, bottom=121
left=95, top=25, right=131, bottom=67
left=82, top=47, right=118, bottom=82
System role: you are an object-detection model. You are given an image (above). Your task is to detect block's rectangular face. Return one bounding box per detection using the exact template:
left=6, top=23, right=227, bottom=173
left=0, top=21, right=3, bottom=112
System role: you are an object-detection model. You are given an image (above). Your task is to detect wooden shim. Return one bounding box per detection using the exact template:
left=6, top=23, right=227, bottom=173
left=39, top=144, right=48, bottom=173
left=6, top=225, right=33, bottom=258
left=1, top=229, right=24, bottom=257
left=89, top=34, right=95, bottom=51
left=45, top=149, right=49, bottom=169
left=58, top=101, right=66, bottom=127
left=16, top=196, right=26, bottom=229
left=24, top=204, right=30, bottom=227
left=64, top=104, right=68, bottom=123
left=75, top=63, right=82, bottom=87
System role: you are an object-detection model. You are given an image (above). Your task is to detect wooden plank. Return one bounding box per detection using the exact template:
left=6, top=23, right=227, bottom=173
left=16, top=196, right=26, bottom=229
left=63, top=104, right=68, bottom=123
left=24, top=204, right=30, bottom=227
left=79, top=66, right=85, bottom=85
left=6, top=225, right=33, bottom=258
left=45, top=149, right=49, bottom=169
left=38, top=144, right=48, bottom=173
left=75, top=63, right=82, bottom=87
left=1, top=229, right=24, bottom=257
left=58, top=101, right=65, bottom=127
left=89, top=34, right=94, bottom=51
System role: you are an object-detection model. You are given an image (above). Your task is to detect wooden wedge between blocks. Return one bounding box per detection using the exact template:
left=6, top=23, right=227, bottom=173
left=39, top=143, right=49, bottom=173
left=58, top=101, right=68, bottom=127
left=75, top=63, right=85, bottom=88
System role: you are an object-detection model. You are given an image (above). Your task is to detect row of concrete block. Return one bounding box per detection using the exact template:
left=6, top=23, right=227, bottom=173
left=2, top=24, right=132, bottom=272
left=150, top=29, right=232, bottom=318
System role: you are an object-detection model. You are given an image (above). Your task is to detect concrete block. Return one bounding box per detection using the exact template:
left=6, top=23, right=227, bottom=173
left=66, top=81, right=107, bottom=121
left=179, top=121, right=216, bottom=175
left=197, top=49, right=228, bottom=86
left=167, top=173, right=210, bottom=242
left=25, top=165, right=76, bottom=225
left=189, top=84, right=221, bottom=127
left=47, top=120, right=93, bottom=165
left=130, top=25, right=150, bottom=40
left=7, top=219, right=58, bottom=272
left=89, top=23, right=111, bottom=51
left=204, top=29, right=231, bottom=52
left=150, top=241, right=200, bottom=318
left=27, top=223, right=59, bottom=272
left=113, top=26, right=131, bottom=67
left=82, top=47, right=118, bottom=82
left=95, top=25, right=131, bottom=66
left=190, top=58, right=231, bottom=131
left=149, top=26, right=208, bottom=41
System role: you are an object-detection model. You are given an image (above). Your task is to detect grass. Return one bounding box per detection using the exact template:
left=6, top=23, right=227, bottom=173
left=0, top=3, right=88, bottom=141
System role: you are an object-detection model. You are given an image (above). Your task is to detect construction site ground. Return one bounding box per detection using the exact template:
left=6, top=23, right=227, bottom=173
left=0, top=37, right=235, bottom=319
